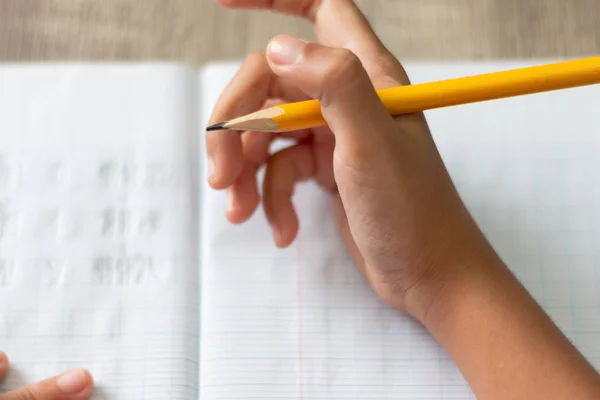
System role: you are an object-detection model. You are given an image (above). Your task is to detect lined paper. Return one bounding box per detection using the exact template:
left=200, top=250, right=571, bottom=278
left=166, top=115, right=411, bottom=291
left=199, top=61, right=600, bottom=399
left=0, top=60, right=598, bottom=400
left=0, top=65, right=200, bottom=400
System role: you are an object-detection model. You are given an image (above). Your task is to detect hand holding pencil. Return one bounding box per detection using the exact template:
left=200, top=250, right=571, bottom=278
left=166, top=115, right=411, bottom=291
left=208, top=56, right=600, bottom=133
left=206, top=1, right=600, bottom=398
left=205, top=0, right=474, bottom=316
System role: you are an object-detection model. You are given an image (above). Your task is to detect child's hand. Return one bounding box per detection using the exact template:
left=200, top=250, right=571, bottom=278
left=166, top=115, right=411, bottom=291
left=207, top=1, right=600, bottom=398
left=205, top=0, right=497, bottom=322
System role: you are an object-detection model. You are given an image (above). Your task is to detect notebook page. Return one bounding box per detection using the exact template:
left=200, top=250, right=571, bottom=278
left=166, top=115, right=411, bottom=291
left=0, top=64, right=199, bottom=400
left=199, top=61, right=600, bottom=399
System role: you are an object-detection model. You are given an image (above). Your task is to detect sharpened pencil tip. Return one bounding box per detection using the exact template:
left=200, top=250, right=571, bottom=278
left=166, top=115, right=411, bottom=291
left=206, top=122, right=227, bottom=132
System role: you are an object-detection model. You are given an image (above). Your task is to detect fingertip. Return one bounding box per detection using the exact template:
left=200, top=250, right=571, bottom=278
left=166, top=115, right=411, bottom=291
left=266, top=34, right=308, bottom=68
left=76, top=368, right=94, bottom=397
left=0, top=351, right=8, bottom=365
left=262, top=185, right=298, bottom=247
left=273, top=221, right=298, bottom=248
left=271, top=223, right=285, bottom=248
left=226, top=207, right=257, bottom=225
left=214, top=0, right=234, bottom=7
left=82, top=369, right=94, bottom=396
left=262, top=143, right=313, bottom=249
left=224, top=166, right=261, bottom=224
left=0, top=351, right=9, bottom=378
left=214, top=0, right=265, bottom=9
left=55, top=367, right=94, bottom=397
left=225, top=189, right=240, bottom=223
left=266, top=205, right=299, bottom=248
left=207, top=177, right=223, bottom=190
left=207, top=156, right=216, bottom=182
left=82, top=368, right=94, bottom=385
left=206, top=155, right=225, bottom=189
left=225, top=190, right=253, bottom=225
left=205, top=129, right=245, bottom=189
left=207, top=157, right=243, bottom=190
left=207, top=171, right=226, bottom=190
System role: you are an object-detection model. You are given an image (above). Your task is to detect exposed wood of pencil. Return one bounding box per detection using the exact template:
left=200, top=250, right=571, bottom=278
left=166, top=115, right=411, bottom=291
left=207, top=56, right=600, bottom=133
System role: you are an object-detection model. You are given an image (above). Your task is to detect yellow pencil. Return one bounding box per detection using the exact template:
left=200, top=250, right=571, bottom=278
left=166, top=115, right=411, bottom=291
left=206, top=56, right=600, bottom=133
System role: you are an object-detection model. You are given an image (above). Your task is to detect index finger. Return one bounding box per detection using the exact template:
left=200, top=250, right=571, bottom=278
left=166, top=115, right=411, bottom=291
left=206, top=51, right=308, bottom=189
left=216, top=0, right=410, bottom=86
left=206, top=52, right=268, bottom=189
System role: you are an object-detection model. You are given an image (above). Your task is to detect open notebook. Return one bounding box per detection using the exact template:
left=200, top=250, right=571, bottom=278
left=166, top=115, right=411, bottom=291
left=0, top=60, right=598, bottom=400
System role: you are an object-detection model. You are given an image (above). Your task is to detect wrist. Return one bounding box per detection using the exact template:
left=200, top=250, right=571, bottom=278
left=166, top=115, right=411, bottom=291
left=402, top=243, right=508, bottom=326
left=407, top=245, right=600, bottom=400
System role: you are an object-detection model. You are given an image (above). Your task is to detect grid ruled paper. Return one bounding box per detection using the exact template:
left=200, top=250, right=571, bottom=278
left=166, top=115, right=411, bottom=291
left=199, top=61, right=600, bottom=399
left=0, top=65, right=200, bottom=400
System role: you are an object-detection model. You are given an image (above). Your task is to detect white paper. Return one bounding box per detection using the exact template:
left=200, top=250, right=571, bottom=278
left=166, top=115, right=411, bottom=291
left=0, top=64, right=200, bottom=400
left=199, top=60, right=600, bottom=399
left=1, top=59, right=598, bottom=400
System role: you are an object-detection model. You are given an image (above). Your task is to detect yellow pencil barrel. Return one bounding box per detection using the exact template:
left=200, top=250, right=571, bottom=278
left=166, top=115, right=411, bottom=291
left=271, top=56, right=600, bottom=131
left=274, top=101, right=324, bottom=131
left=378, top=56, right=600, bottom=115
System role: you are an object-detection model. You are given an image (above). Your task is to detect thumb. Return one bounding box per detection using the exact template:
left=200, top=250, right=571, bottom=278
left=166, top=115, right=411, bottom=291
left=2, top=369, right=93, bottom=400
left=266, top=34, right=398, bottom=150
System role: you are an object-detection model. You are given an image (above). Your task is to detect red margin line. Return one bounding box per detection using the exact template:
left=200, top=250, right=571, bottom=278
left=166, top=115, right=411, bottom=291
left=297, top=237, right=304, bottom=400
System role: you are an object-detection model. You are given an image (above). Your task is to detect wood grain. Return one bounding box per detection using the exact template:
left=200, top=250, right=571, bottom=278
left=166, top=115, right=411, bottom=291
left=1, top=0, right=599, bottom=65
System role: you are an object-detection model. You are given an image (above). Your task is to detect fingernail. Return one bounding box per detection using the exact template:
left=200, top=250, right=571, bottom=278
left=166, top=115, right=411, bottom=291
left=268, top=35, right=306, bottom=66
left=0, top=351, right=7, bottom=366
left=226, top=190, right=235, bottom=214
left=208, top=157, right=216, bottom=180
left=57, top=368, right=88, bottom=394
left=271, top=223, right=282, bottom=245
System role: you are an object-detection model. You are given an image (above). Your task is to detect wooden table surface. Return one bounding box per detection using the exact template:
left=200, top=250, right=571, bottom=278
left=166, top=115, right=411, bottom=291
left=1, top=0, right=599, bottom=65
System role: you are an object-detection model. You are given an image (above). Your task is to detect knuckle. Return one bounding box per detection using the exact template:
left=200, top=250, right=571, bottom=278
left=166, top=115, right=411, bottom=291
left=317, top=50, right=366, bottom=101
left=316, top=49, right=367, bottom=104
left=365, top=48, right=409, bottom=84
left=14, top=387, right=38, bottom=400
left=322, top=49, right=363, bottom=86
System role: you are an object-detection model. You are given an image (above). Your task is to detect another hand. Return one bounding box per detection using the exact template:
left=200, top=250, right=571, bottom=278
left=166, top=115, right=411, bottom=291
left=0, top=352, right=93, bottom=400
left=205, top=0, right=497, bottom=322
